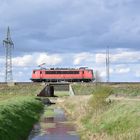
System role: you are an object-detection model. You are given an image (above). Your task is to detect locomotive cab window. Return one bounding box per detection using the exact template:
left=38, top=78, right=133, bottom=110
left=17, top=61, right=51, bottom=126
left=40, top=71, right=42, bottom=74
left=33, top=71, right=36, bottom=74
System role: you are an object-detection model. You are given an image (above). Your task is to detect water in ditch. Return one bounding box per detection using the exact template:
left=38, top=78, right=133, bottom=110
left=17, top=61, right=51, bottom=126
left=28, top=105, right=80, bottom=140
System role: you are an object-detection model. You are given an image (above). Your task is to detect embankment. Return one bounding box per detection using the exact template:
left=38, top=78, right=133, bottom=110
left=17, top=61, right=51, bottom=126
left=0, top=96, right=43, bottom=140
left=59, top=85, right=140, bottom=140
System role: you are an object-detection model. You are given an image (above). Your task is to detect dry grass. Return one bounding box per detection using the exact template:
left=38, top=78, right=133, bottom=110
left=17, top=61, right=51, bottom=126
left=58, top=86, right=140, bottom=140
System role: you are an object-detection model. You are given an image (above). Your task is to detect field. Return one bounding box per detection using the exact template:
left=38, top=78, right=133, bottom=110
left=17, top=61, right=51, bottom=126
left=59, top=84, right=140, bottom=140
left=72, top=83, right=140, bottom=96
left=0, top=83, right=140, bottom=140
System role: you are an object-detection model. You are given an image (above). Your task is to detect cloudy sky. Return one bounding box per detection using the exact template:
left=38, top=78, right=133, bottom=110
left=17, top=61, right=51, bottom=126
left=0, top=0, right=140, bottom=82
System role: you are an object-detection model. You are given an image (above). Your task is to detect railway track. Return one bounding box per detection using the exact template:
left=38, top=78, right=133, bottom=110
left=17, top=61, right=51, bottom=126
left=95, top=82, right=140, bottom=85
left=0, top=82, right=37, bottom=85
left=0, top=82, right=140, bottom=85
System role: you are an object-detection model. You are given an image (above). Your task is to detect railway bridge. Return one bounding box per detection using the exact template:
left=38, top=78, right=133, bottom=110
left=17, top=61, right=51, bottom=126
left=37, top=82, right=75, bottom=97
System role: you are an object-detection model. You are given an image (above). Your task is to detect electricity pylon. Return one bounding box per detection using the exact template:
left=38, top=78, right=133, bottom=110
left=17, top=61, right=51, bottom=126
left=106, top=46, right=110, bottom=82
left=3, top=27, right=14, bottom=82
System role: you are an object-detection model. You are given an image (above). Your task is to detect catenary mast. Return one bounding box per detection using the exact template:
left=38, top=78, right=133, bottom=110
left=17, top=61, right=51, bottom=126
left=106, top=46, right=110, bottom=82
left=3, top=27, right=14, bottom=82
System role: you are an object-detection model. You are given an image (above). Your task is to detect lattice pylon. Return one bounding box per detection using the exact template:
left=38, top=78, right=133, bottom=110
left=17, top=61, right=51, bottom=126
left=106, top=46, right=110, bottom=82
left=3, top=27, right=14, bottom=83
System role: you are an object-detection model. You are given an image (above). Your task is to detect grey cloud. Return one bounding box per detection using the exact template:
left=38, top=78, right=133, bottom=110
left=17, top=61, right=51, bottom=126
left=0, top=0, right=140, bottom=55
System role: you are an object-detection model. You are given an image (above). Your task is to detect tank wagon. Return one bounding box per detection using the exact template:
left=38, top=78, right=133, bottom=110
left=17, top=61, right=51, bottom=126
left=31, top=67, right=94, bottom=82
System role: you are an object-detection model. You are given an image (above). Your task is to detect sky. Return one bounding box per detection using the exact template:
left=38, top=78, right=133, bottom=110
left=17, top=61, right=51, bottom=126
left=0, top=0, right=140, bottom=82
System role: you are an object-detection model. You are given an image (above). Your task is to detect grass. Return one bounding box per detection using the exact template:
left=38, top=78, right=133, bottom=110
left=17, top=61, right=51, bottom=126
left=43, top=106, right=55, bottom=117
left=72, top=83, right=96, bottom=95
left=0, top=84, right=43, bottom=95
left=88, top=86, right=113, bottom=110
left=0, top=84, right=70, bottom=139
left=0, top=83, right=139, bottom=139
left=54, top=91, right=69, bottom=97
left=0, top=84, right=44, bottom=140
left=72, top=83, right=140, bottom=96
left=86, top=101, right=140, bottom=140
left=112, top=84, right=140, bottom=96
left=0, top=96, right=43, bottom=140
left=98, top=101, right=140, bottom=134
left=59, top=85, right=140, bottom=140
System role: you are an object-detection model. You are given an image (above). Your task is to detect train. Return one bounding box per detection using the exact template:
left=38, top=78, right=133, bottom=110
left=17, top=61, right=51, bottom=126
left=30, top=67, right=94, bottom=82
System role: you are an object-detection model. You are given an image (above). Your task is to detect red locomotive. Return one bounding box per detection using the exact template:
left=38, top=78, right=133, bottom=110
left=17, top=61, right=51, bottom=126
left=31, top=67, right=94, bottom=82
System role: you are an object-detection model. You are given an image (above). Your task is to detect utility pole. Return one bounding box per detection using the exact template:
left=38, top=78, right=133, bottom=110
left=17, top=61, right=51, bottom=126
left=3, top=27, right=14, bottom=83
left=106, top=46, right=110, bottom=82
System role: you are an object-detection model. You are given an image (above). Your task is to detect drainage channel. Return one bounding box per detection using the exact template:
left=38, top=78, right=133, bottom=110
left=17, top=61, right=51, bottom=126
left=28, top=105, right=80, bottom=140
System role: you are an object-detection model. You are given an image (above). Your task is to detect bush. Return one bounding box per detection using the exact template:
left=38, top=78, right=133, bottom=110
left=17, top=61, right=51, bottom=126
left=88, top=86, right=113, bottom=110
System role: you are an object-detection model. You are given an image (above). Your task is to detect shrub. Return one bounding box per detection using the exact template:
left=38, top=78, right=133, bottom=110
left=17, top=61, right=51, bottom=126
left=88, top=86, right=113, bottom=110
